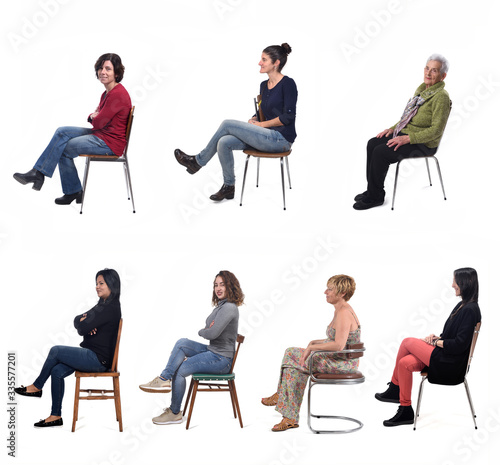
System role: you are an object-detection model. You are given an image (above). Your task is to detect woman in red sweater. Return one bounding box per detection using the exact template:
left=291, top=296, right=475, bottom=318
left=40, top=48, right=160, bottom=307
left=14, top=53, right=131, bottom=205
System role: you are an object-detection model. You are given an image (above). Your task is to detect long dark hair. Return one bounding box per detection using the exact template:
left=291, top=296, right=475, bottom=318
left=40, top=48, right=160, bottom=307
left=96, top=268, right=121, bottom=302
left=454, top=267, right=479, bottom=304
left=262, top=43, right=292, bottom=72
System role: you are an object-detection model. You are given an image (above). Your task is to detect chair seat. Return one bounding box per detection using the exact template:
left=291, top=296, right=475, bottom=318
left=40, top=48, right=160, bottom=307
left=75, top=371, right=120, bottom=378
left=313, top=371, right=364, bottom=380
left=243, top=149, right=291, bottom=158
left=79, top=154, right=120, bottom=159
left=192, top=373, right=235, bottom=381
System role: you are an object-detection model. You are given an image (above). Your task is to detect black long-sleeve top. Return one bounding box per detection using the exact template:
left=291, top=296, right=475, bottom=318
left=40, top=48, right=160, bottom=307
left=73, top=298, right=121, bottom=369
left=428, top=301, right=481, bottom=385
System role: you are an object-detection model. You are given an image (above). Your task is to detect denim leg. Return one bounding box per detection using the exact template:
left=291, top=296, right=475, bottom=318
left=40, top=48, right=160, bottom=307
left=170, top=350, right=232, bottom=414
left=33, top=345, right=106, bottom=416
left=160, top=338, right=208, bottom=380
left=196, top=119, right=292, bottom=185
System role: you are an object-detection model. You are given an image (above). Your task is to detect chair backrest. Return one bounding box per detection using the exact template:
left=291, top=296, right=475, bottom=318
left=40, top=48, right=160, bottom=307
left=256, top=95, right=265, bottom=122
left=435, top=100, right=452, bottom=152
left=230, top=334, right=245, bottom=372
left=465, top=322, right=481, bottom=376
left=110, top=318, right=123, bottom=372
left=345, top=342, right=365, bottom=360
left=121, top=106, right=135, bottom=158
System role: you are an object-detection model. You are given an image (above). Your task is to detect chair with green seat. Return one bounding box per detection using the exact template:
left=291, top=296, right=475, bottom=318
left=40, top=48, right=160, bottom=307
left=182, top=334, right=244, bottom=430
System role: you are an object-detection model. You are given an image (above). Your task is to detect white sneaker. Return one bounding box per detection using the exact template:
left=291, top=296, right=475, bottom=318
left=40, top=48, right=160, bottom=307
left=152, top=408, right=183, bottom=425
left=139, top=376, right=172, bottom=393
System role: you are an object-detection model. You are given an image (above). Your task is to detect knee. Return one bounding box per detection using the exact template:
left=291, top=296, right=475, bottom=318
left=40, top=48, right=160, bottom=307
left=48, top=346, right=63, bottom=357
left=174, top=338, right=189, bottom=348
left=217, top=135, right=233, bottom=152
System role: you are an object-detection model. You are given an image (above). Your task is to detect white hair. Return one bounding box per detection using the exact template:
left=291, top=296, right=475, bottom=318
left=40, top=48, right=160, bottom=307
left=427, top=53, right=449, bottom=74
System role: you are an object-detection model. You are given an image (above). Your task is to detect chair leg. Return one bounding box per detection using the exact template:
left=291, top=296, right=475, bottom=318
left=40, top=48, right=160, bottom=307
left=228, top=381, right=237, bottom=419
left=256, top=158, right=260, bottom=187
left=80, top=159, right=91, bottom=215
left=425, top=158, right=432, bottom=186
left=240, top=155, right=250, bottom=206
left=72, top=377, right=81, bottom=432
left=185, top=380, right=199, bottom=430
left=182, top=379, right=194, bottom=416
left=284, top=156, right=292, bottom=189
left=280, top=157, right=286, bottom=210
left=123, top=159, right=136, bottom=213
left=123, top=163, right=131, bottom=200
left=113, top=377, right=123, bottom=432
left=413, top=376, right=427, bottom=430
left=432, top=156, right=447, bottom=200
left=229, top=380, right=243, bottom=428
left=464, top=378, right=478, bottom=429
left=391, top=161, right=401, bottom=210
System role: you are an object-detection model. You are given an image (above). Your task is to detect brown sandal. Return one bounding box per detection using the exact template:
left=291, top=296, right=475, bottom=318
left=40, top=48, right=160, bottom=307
left=261, top=392, right=279, bottom=406
left=272, top=417, right=299, bottom=432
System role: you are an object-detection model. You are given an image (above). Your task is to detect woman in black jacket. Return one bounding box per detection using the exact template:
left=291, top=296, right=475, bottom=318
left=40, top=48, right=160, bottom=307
left=375, top=267, right=481, bottom=426
left=14, top=269, right=121, bottom=428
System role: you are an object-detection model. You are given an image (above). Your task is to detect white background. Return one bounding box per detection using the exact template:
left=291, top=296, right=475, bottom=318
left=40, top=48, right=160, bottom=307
left=1, top=0, right=498, bottom=464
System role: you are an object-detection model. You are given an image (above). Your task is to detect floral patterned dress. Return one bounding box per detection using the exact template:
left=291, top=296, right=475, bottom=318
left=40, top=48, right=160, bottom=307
left=275, top=325, right=361, bottom=421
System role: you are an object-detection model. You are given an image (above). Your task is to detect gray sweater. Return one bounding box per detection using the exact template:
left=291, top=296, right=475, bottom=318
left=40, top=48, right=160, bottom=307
left=198, top=300, right=239, bottom=358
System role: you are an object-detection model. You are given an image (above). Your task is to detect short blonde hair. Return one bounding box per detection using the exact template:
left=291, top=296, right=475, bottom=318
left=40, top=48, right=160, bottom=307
left=327, top=275, right=356, bottom=302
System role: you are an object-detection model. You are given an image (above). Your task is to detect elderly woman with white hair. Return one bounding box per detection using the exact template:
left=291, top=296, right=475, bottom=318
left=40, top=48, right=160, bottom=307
left=353, top=54, right=451, bottom=210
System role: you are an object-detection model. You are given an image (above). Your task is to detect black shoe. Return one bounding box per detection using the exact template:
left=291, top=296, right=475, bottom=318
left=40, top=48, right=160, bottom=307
left=353, top=197, right=384, bottom=210
left=14, top=386, right=42, bottom=398
left=375, top=381, right=400, bottom=403
left=354, top=191, right=368, bottom=202
left=34, top=418, right=63, bottom=428
left=210, top=184, right=235, bottom=201
left=383, top=405, right=414, bottom=427
left=54, top=191, right=83, bottom=205
left=13, top=169, right=45, bottom=191
left=174, top=149, right=201, bottom=174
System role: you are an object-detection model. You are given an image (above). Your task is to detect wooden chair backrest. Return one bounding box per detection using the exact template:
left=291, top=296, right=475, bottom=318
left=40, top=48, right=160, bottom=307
left=110, top=318, right=123, bottom=372
left=122, top=106, right=135, bottom=158
left=466, top=322, right=481, bottom=375
left=230, top=334, right=245, bottom=373
left=256, top=95, right=265, bottom=122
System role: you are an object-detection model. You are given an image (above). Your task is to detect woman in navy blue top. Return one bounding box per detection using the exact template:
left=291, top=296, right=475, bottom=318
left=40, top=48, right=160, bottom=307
left=174, top=43, right=298, bottom=202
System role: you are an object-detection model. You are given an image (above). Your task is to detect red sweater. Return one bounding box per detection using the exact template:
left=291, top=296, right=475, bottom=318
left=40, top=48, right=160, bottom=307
left=90, top=83, right=132, bottom=156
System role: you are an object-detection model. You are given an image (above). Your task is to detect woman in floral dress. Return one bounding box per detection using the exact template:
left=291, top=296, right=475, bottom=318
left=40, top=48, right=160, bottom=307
left=262, top=275, right=361, bottom=431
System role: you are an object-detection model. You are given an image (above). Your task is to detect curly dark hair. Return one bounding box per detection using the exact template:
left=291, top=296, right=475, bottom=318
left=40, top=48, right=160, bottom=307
left=94, top=53, right=125, bottom=83
left=212, top=270, right=245, bottom=307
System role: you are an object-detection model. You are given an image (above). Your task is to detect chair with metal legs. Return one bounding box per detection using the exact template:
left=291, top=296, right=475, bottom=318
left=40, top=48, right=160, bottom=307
left=414, top=322, right=481, bottom=430
left=391, top=101, right=452, bottom=210
left=307, top=342, right=366, bottom=434
left=79, top=106, right=136, bottom=213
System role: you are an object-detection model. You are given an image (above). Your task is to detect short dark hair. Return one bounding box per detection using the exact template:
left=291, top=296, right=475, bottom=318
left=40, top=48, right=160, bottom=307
left=94, top=53, right=125, bottom=83
left=212, top=270, right=245, bottom=307
left=262, top=43, right=292, bottom=72
left=454, top=267, right=479, bottom=304
left=95, top=268, right=121, bottom=302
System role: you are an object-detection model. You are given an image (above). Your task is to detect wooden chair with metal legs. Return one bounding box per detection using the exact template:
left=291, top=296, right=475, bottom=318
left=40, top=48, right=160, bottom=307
left=414, top=322, right=481, bottom=430
left=72, top=318, right=123, bottom=432
left=307, top=342, right=366, bottom=434
left=79, top=106, right=136, bottom=214
left=391, top=101, right=452, bottom=210
left=182, top=334, right=244, bottom=430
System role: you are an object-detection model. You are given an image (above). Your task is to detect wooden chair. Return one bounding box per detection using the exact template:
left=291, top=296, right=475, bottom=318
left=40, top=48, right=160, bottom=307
left=414, top=322, right=481, bottom=430
left=71, top=318, right=123, bottom=432
left=182, top=334, right=244, bottom=430
left=307, top=342, right=366, bottom=434
left=240, top=95, right=292, bottom=210
left=79, top=106, right=136, bottom=214
left=391, top=101, right=452, bottom=210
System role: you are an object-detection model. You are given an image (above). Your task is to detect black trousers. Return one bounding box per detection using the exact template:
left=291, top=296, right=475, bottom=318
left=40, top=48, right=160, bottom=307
left=366, top=136, right=437, bottom=201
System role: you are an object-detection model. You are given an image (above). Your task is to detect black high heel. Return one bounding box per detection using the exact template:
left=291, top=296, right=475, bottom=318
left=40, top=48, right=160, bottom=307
left=13, top=169, right=45, bottom=191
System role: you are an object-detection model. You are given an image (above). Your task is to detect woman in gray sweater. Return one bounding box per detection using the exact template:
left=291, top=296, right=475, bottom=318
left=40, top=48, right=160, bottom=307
left=139, top=270, right=244, bottom=426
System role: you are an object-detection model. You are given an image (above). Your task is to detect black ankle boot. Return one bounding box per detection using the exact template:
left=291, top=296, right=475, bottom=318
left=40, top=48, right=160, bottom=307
left=174, top=149, right=201, bottom=174
left=375, top=381, right=400, bottom=403
left=13, top=169, right=45, bottom=191
left=54, top=191, right=83, bottom=205
left=383, top=405, right=414, bottom=427
left=209, top=184, right=235, bottom=201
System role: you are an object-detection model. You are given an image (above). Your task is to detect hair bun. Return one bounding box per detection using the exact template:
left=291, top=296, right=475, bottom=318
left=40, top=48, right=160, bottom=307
left=281, top=43, right=292, bottom=55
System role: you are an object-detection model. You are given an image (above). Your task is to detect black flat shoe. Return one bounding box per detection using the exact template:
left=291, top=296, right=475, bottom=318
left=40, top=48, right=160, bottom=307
left=353, top=197, right=384, bottom=210
left=375, top=381, right=400, bottom=403
left=14, top=386, right=42, bottom=398
left=13, top=169, right=45, bottom=191
left=174, top=149, right=201, bottom=174
left=34, top=418, right=63, bottom=428
left=209, top=184, right=235, bottom=201
left=383, top=405, right=414, bottom=427
left=54, top=191, right=83, bottom=205
left=354, top=191, right=368, bottom=202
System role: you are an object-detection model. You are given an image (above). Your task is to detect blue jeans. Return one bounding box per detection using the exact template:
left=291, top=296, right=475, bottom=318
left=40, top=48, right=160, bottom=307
left=33, top=345, right=106, bottom=416
left=196, top=119, right=292, bottom=185
left=33, top=126, right=114, bottom=195
left=160, top=338, right=233, bottom=414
